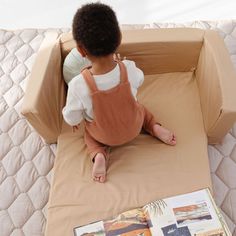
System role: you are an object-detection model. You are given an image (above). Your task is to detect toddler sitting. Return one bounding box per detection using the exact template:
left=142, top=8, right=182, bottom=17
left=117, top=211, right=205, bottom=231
left=62, top=3, right=176, bottom=183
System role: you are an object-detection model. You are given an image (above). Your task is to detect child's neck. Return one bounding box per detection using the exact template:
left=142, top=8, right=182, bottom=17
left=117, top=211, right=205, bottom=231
left=89, top=54, right=117, bottom=75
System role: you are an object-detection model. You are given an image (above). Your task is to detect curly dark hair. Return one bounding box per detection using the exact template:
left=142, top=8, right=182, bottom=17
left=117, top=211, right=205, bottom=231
left=72, top=3, right=121, bottom=57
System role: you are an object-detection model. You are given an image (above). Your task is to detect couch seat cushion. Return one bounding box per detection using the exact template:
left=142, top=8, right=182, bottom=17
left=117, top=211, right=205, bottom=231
left=45, top=71, right=212, bottom=236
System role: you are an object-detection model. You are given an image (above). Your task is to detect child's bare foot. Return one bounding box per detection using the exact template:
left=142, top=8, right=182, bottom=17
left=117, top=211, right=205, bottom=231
left=153, top=124, right=176, bottom=145
left=92, top=153, right=106, bottom=183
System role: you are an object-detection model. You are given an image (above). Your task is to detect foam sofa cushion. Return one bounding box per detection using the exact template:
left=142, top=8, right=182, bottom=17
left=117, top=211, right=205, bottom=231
left=22, top=29, right=236, bottom=144
left=21, top=28, right=236, bottom=236
left=45, top=71, right=213, bottom=235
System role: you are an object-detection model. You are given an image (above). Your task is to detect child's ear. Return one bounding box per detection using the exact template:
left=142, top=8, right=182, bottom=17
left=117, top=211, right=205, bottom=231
left=77, top=45, right=87, bottom=57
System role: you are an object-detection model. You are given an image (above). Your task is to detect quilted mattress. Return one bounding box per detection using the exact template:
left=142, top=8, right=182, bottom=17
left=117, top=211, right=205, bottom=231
left=0, top=20, right=236, bottom=236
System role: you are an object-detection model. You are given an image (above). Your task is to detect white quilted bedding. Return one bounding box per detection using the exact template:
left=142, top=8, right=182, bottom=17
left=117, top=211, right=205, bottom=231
left=0, top=20, right=236, bottom=236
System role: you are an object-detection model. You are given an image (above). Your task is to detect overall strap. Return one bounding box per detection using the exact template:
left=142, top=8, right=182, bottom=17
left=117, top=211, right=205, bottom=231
left=81, top=68, right=98, bottom=93
left=117, top=61, right=128, bottom=83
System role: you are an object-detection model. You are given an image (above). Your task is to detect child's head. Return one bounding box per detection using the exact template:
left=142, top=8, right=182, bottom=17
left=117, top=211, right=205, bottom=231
left=72, top=3, right=121, bottom=58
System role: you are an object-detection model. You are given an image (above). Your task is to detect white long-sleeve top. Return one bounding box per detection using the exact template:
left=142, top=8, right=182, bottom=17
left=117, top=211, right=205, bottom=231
left=62, top=51, right=144, bottom=126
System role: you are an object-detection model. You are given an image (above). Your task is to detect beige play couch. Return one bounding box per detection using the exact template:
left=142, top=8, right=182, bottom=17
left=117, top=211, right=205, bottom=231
left=22, top=28, right=236, bottom=236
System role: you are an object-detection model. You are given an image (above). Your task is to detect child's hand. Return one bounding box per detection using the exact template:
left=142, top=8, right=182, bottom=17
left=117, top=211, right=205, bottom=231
left=113, top=53, right=126, bottom=61
left=72, top=124, right=80, bottom=132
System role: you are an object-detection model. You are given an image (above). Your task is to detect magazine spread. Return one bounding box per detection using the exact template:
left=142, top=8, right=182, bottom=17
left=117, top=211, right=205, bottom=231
left=73, top=189, right=231, bottom=236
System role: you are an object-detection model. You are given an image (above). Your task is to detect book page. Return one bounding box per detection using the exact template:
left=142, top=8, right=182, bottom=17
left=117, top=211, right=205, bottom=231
left=103, top=208, right=151, bottom=236
left=143, top=189, right=227, bottom=236
left=74, top=221, right=105, bottom=236
left=74, top=208, right=151, bottom=236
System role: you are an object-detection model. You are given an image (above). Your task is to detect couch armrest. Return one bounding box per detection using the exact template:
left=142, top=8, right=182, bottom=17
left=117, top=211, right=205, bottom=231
left=21, top=32, right=66, bottom=144
left=196, top=30, right=236, bottom=144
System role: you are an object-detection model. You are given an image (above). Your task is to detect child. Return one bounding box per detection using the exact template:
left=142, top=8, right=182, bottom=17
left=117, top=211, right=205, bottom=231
left=62, top=3, right=176, bottom=183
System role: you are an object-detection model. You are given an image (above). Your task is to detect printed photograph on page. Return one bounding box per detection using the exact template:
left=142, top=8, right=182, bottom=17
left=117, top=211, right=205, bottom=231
left=103, top=208, right=151, bottom=236
left=74, top=221, right=105, bottom=236
left=143, top=190, right=226, bottom=236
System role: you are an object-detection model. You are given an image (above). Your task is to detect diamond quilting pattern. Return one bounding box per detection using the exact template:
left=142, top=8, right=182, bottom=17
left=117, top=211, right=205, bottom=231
left=8, top=120, right=31, bottom=146
left=11, top=229, right=25, bottom=236
left=0, top=29, right=64, bottom=236
left=1, top=22, right=236, bottom=236
left=211, top=174, right=229, bottom=206
left=2, top=54, right=19, bottom=74
left=0, top=210, right=15, bottom=236
left=0, top=162, right=7, bottom=184
left=0, top=97, right=8, bottom=116
left=5, top=36, right=24, bottom=55
left=23, top=210, right=45, bottom=235
left=8, top=193, right=35, bottom=228
left=28, top=177, right=50, bottom=210
left=15, top=44, right=34, bottom=63
left=215, top=133, right=236, bottom=156
left=0, top=108, right=19, bottom=133
left=10, top=63, right=28, bottom=85
left=231, top=146, right=236, bottom=163
left=0, top=133, right=14, bottom=158
left=216, top=158, right=236, bottom=188
left=4, top=85, right=24, bottom=108
left=0, top=177, right=20, bottom=209
left=0, top=74, right=13, bottom=95
left=15, top=162, right=39, bottom=192
left=1, top=147, right=24, bottom=175
left=222, top=189, right=236, bottom=223
left=33, top=148, right=55, bottom=176
left=19, top=30, right=38, bottom=44
left=208, top=146, right=223, bottom=172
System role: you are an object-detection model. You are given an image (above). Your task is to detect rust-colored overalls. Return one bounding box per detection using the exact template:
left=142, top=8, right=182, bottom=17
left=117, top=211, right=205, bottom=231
left=81, top=61, right=157, bottom=161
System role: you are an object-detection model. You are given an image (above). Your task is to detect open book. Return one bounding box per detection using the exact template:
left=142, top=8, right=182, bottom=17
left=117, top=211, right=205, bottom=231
left=74, top=188, right=231, bottom=236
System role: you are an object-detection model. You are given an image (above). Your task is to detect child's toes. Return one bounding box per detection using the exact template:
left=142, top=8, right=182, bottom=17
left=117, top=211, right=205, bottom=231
left=99, top=175, right=106, bottom=183
left=93, top=177, right=98, bottom=182
left=170, top=134, right=176, bottom=145
left=93, top=173, right=106, bottom=183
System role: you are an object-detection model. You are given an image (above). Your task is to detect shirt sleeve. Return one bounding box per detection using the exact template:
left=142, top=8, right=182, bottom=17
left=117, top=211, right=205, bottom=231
left=135, top=66, right=144, bottom=87
left=62, top=80, right=84, bottom=126
left=123, top=60, right=144, bottom=88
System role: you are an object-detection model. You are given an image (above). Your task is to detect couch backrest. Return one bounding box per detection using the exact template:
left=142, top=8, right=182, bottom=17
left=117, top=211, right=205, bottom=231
left=59, top=28, right=204, bottom=75
left=21, top=27, right=236, bottom=144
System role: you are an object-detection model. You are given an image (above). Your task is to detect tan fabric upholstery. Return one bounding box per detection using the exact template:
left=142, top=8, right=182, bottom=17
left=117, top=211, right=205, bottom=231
left=21, top=28, right=236, bottom=236
left=60, top=28, right=204, bottom=74
left=21, top=32, right=66, bottom=143
left=22, top=28, right=236, bottom=144
left=46, top=72, right=212, bottom=235
left=196, top=30, right=236, bottom=143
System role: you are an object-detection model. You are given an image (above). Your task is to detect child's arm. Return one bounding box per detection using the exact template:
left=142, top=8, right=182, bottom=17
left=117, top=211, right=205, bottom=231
left=123, top=59, right=144, bottom=89
left=135, top=66, right=144, bottom=87
left=114, top=54, right=144, bottom=88
left=62, top=80, right=84, bottom=130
